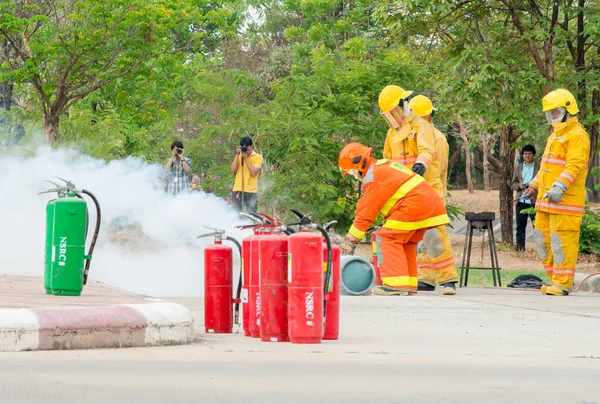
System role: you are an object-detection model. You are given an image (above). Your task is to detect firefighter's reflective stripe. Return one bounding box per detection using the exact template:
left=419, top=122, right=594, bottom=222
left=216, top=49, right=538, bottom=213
left=384, top=214, right=449, bottom=231
left=380, top=175, right=425, bottom=216
left=552, top=268, right=576, bottom=275
left=559, top=172, right=575, bottom=185
left=396, top=156, right=418, bottom=166
left=535, top=200, right=585, bottom=215
left=541, top=156, right=566, bottom=166
left=381, top=275, right=418, bottom=287
left=348, top=225, right=366, bottom=240
left=415, top=156, right=431, bottom=167
left=419, top=256, right=456, bottom=269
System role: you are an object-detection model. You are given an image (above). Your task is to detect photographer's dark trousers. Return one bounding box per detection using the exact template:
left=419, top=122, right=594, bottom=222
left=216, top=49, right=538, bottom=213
left=232, top=191, right=258, bottom=214
left=516, top=202, right=536, bottom=251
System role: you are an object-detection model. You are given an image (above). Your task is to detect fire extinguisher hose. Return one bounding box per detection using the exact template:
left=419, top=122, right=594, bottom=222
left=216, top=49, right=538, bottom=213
left=81, top=189, right=102, bottom=285
left=225, top=236, right=243, bottom=325
left=315, top=225, right=333, bottom=316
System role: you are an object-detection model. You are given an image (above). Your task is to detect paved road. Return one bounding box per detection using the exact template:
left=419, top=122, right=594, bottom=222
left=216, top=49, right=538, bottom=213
left=1, top=288, right=599, bottom=403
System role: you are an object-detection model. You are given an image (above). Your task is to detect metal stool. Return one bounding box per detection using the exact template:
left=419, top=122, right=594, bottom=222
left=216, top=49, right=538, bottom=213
left=459, top=211, right=501, bottom=287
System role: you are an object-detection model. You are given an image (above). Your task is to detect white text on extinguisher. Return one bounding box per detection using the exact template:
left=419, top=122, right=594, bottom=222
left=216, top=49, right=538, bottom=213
left=305, top=291, right=314, bottom=326
left=58, top=237, right=67, bottom=267
left=255, top=292, right=261, bottom=326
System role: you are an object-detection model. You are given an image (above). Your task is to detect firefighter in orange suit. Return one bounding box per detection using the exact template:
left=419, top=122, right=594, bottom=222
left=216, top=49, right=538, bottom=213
left=523, top=88, right=590, bottom=296
left=408, top=95, right=459, bottom=295
left=338, top=143, right=449, bottom=296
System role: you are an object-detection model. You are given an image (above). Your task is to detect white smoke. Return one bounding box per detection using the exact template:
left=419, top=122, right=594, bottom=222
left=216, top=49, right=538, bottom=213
left=0, top=147, right=251, bottom=297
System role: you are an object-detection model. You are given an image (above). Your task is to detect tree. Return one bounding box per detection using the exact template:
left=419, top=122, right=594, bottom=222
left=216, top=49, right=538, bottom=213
left=376, top=0, right=559, bottom=244
left=0, top=0, right=230, bottom=144
left=0, top=38, right=14, bottom=111
left=455, top=118, right=475, bottom=194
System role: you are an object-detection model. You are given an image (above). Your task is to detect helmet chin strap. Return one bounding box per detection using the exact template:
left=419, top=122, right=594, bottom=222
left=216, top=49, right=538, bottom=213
left=403, top=99, right=411, bottom=118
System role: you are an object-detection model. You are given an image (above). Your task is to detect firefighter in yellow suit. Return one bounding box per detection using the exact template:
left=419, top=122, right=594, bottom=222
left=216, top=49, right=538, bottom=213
left=380, top=86, right=436, bottom=179
left=408, top=95, right=459, bottom=295
left=379, top=85, right=456, bottom=295
left=524, top=89, right=590, bottom=296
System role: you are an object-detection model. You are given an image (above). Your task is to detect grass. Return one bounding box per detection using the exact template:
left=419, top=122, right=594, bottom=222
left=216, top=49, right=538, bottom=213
left=458, top=269, right=549, bottom=287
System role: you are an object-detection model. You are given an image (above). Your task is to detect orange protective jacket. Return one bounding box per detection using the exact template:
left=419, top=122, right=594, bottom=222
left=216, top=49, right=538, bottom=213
left=348, top=159, right=449, bottom=240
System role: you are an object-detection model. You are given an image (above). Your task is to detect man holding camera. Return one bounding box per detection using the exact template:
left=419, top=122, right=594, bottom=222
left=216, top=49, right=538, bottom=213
left=165, top=141, right=192, bottom=195
left=231, top=136, right=262, bottom=213
left=511, top=145, right=539, bottom=251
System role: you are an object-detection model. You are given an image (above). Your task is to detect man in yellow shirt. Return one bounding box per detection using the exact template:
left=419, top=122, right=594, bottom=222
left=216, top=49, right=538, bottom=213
left=408, top=95, right=459, bottom=295
left=231, top=136, right=263, bottom=213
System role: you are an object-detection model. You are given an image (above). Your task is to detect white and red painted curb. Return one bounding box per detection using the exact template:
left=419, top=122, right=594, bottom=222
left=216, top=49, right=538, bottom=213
left=0, top=302, right=194, bottom=352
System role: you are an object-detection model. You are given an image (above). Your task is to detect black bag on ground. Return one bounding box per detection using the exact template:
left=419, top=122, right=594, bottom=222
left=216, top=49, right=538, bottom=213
left=507, top=274, right=544, bottom=289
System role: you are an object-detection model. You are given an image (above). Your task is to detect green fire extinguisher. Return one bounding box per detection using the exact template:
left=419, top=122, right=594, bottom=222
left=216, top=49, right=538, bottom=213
left=40, top=178, right=101, bottom=296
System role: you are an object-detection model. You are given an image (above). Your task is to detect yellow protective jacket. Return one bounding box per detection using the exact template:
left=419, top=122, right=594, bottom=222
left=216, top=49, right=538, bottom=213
left=383, top=112, right=436, bottom=169
left=383, top=112, right=443, bottom=197
left=434, top=127, right=449, bottom=200
left=530, top=117, right=590, bottom=216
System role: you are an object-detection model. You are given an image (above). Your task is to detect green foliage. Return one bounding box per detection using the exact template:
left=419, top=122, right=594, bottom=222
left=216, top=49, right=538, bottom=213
left=580, top=208, right=600, bottom=256
left=2, top=0, right=600, bottom=236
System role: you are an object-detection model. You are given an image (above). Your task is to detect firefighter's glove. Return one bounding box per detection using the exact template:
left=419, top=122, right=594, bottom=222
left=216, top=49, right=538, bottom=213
left=412, top=163, right=427, bottom=176
left=340, top=233, right=360, bottom=255
left=545, top=181, right=568, bottom=203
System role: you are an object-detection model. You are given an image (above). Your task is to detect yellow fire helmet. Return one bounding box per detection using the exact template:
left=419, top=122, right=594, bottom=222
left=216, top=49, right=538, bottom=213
left=378, top=85, right=413, bottom=113
left=542, top=88, right=579, bottom=115
left=408, top=95, right=435, bottom=117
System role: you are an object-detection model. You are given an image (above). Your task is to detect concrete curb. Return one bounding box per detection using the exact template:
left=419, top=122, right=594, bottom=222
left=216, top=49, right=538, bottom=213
left=0, top=302, right=194, bottom=352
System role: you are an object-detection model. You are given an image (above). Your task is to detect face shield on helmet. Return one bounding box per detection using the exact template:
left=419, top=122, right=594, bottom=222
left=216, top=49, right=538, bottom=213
left=380, top=99, right=411, bottom=129
left=545, top=107, right=567, bottom=125
left=346, top=169, right=362, bottom=180
left=338, top=167, right=362, bottom=180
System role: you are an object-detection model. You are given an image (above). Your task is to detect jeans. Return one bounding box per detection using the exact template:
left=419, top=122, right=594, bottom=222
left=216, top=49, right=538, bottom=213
left=232, top=191, right=258, bottom=214
left=516, top=202, right=536, bottom=251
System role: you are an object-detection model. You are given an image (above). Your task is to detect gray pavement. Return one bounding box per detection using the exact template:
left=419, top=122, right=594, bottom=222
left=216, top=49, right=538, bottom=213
left=1, top=288, right=599, bottom=403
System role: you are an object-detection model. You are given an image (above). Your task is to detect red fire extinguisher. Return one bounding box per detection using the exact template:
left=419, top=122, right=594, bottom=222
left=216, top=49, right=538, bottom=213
left=197, top=227, right=242, bottom=334
left=371, top=230, right=382, bottom=286
left=237, top=212, right=282, bottom=338
left=323, top=221, right=340, bottom=340
left=287, top=210, right=332, bottom=344
left=259, top=232, right=290, bottom=342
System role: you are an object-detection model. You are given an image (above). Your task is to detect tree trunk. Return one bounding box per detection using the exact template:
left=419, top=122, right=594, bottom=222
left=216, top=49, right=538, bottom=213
left=42, top=112, right=60, bottom=144
left=464, top=147, right=474, bottom=193
left=458, top=120, right=474, bottom=193
left=0, top=83, right=13, bottom=111
left=449, top=144, right=462, bottom=166
left=475, top=144, right=501, bottom=171
left=499, top=125, right=518, bottom=245
left=482, top=132, right=491, bottom=192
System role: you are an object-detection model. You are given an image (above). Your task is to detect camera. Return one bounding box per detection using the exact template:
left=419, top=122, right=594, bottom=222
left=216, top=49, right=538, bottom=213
left=241, top=146, right=248, bottom=152
left=176, top=147, right=183, bottom=154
